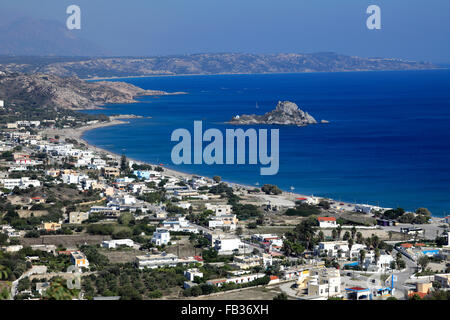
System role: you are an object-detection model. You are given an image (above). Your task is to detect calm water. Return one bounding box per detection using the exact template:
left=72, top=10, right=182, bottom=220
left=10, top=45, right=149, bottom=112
left=83, top=70, right=450, bottom=216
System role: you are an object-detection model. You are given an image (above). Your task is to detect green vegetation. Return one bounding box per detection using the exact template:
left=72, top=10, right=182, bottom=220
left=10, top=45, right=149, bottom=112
left=261, top=184, right=282, bottom=195
left=82, top=264, right=187, bottom=300
left=285, top=204, right=320, bottom=217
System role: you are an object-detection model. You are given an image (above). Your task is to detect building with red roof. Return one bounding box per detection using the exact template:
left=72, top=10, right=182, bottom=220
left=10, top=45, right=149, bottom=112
left=317, top=216, right=337, bottom=228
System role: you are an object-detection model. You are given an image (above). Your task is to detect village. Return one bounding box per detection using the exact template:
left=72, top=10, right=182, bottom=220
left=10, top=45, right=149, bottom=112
left=0, top=109, right=449, bottom=301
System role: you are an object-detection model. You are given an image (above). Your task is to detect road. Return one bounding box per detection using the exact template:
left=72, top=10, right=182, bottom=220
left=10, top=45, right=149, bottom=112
left=10, top=265, right=47, bottom=300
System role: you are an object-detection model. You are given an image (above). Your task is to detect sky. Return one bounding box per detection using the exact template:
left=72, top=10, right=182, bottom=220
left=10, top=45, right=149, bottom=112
left=2, top=0, right=450, bottom=62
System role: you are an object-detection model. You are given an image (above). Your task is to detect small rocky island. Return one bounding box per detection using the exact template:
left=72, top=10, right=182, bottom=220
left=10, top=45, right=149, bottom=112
left=229, top=101, right=320, bottom=127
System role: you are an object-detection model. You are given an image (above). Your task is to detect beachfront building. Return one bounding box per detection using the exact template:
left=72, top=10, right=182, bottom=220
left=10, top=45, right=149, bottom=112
left=317, top=217, right=337, bottom=228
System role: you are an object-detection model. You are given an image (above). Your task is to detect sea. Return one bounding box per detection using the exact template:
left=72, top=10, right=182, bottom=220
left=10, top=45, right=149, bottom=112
left=82, top=70, right=450, bottom=217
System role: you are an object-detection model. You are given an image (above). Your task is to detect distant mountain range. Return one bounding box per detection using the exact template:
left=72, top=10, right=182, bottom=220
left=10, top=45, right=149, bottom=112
left=0, top=13, right=104, bottom=57
left=0, top=52, right=439, bottom=79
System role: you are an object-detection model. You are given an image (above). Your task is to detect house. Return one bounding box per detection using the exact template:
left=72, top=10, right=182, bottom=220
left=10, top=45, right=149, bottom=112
left=0, top=177, right=41, bottom=190
left=208, top=214, right=238, bottom=231
left=317, top=217, right=337, bottom=228
left=102, top=167, right=120, bottom=177
left=214, top=237, right=245, bottom=254
left=363, top=253, right=394, bottom=272
left=354, top=204, right=373, bottom=214
left=251, top=234, right=283, bottom=247
left=205, top=203, right=232, bottom=215
left=70, top=251, right=89, bottom=268
left=316, top=241, right=366, bottom=258
left=69, top=211, right=89, bottom=224
left=206, top=273, right=266, bottom=287
left=307, top=268, right=341, bottom=298
left=151, top=228, right=171, bottom=245
left=434, top=274, right=450, bottom=288
left=296, top=196, right=319, bottom=206
left=135, top=252, right=199, bottom=269
left=162, top=216, right=190, bottom=231
left=41, top=222, right=61, bottom=232
left=101, top=239, right=134, bottom=249
left=184, top=268, right=204, bottom=281
left=407, top=281, right=432, bottom=299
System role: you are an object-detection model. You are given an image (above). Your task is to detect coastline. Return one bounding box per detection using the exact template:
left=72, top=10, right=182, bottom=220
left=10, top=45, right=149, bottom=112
left=81, top=68, right=447, bottom=82
left=42, top=118, right=316, bottom=205
left=40, top=119, right=446, bottom=221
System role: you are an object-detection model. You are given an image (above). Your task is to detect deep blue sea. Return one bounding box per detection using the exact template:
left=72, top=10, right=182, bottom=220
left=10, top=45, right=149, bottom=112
left=83, top=70, right=450, bottom=217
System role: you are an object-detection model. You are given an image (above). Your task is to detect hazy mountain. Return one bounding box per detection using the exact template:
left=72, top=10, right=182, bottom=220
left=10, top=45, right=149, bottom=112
left=0, top=13, right=104, bottom=57
left=0, top=52, right=438, bottom=79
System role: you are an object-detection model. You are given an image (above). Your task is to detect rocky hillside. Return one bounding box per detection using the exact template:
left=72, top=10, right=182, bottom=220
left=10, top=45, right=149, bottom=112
left=230, top=101, right=318, bottom=127
left=0, top=52, right=438, bottom=79
left=0, top=72, right=181, bottom=110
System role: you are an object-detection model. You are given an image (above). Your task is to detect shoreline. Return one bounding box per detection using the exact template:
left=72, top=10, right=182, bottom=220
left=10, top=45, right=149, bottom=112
left=81, top=68, right=447, bottom=82
left=41, top=119, right=446, bottom=221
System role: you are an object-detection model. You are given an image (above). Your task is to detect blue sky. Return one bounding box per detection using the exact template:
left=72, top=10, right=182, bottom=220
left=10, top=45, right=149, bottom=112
left=2, top=0, right=450, bottom=62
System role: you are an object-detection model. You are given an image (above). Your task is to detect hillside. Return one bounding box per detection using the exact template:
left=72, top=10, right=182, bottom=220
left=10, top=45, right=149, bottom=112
left=0, top=72, right=178, bottom=111
left=0, top=52, right=439, bottom=79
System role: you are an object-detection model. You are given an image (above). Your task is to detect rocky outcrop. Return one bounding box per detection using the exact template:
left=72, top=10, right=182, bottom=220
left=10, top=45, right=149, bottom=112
left=0, top=72, right=184, bottom=110
left=229, top=101, right=318, bottom=126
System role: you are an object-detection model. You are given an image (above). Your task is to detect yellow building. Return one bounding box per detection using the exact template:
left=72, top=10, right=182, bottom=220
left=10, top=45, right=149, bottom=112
left=41, top=222, right=61, bottom=231
left=102, top=167, right=120, bottom=177
left=70, top=251, right=89, bottom=268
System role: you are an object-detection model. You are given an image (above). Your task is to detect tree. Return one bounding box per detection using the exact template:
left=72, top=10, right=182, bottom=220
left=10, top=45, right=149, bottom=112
left=343, top=231, right=350, bottom=241
left=273, top=292, right=288, bottom=300
left=418, top=256, right=430, bottom=272
left=347, top=238, right=354, bottom=258
left=336, top=225, right=342, bottom=240
left=120, top=154, right=128, bottom=172
left=318, top=231, right=325, bottom=242
left=213, top=176, right=221, bottom=183
left=118, top=212, right=134, bottom=226
left=356, top=232, right=363, bottom=244
left=261, top=184, right=282, bottom=195
left=374, top=248, right=381, bottom=266
left=415, top=208, right=431, bottom=216
left=359, top=250, right=366, bottom=268
left=331, top=229, right=337, bottom=241
left=351, top=226, right=357, bottom=240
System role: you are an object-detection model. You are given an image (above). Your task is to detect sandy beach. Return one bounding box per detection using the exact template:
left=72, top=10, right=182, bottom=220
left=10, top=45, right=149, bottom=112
left=40, top=117, right=314, bottom=203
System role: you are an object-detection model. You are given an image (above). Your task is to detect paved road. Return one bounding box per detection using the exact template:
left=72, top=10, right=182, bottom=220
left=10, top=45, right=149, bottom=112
left=10, top=265, right=47, bottom=300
